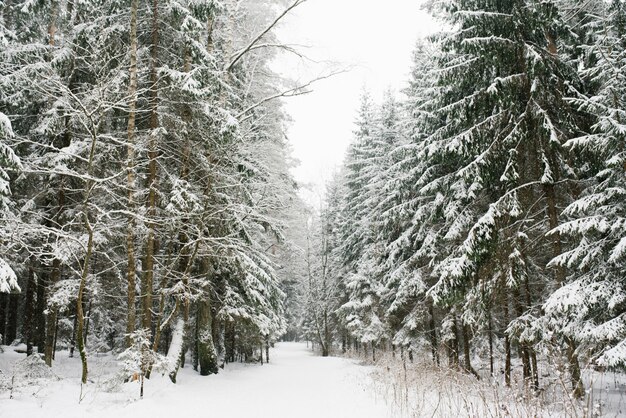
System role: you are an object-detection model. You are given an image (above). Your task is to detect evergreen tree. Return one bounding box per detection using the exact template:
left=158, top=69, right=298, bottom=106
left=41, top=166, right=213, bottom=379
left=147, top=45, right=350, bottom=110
left=544, top=0, right=626, bottom=369
left=0, top=110, right=21, bottom=294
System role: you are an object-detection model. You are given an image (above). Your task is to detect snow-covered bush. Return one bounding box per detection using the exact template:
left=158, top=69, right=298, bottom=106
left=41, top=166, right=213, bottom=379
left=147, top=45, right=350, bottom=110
left=117, top=329, right=172, bottom=397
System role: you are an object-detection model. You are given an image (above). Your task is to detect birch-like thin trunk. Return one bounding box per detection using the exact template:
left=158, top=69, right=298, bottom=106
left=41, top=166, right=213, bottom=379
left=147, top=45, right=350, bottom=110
left=76, top=123, right=100, bottom=384
left=125, top=0, right=139, bottom=348
left=143, top=0, right=159, bottom=335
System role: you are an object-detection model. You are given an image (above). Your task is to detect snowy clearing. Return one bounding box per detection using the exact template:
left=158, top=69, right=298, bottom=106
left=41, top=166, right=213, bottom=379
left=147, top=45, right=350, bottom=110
left=1, top=343, right=391, bottom=418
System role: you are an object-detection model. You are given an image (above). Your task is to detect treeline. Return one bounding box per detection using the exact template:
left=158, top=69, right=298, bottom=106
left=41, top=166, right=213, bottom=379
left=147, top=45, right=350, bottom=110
left=302, top=0, right=626, bottom=399
left=0, top=0, right=307, bottom=384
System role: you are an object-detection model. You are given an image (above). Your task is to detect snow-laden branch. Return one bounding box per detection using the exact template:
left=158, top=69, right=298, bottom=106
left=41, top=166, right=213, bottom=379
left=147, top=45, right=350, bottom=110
left=225, top=0, right=308, bottom=72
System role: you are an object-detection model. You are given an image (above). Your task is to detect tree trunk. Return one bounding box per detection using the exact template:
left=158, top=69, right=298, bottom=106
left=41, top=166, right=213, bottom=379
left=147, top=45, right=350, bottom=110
left=225, top=323, right=234, bottom=363
left=503, top=292, right=511, bottom=387
left=76, top=215, right=94, bottom=384
left=23, top=258, right=36, bottom=355
left=487, top=309, right=494, bottom=377
left=192, top=312, right=199, bottom=371
left=524, top=276, right=539, bottom=390
left=197, top=297, right=218, bottom=375
left=125, top=0, right=139, bottom=349
left=35, top=272, right=46, bottom=353
left=5, top=293, right=18, bottom=344
left=211, top=303, right=225, bottom=368
left=69, top=313, right=77, bottom=358
left=462, top=323, right=479, bottom=379
left=83, top=297, right=92, bottom=345
left=512, top=287, right=532, bottom=385
left=428, top=303, right=439, bottom=366
left=0, top=293, right=6, bottom=343
left=566, top=337, right=585, bottom=399
left=75, top=233, right=92, bottom=383
left=323, top=309, right=330, bottom=357
left=74, top=91, right=101, bottom=384
left=143, top=0, right=160, bottom=337
left=45, top=259, right=61, bottom=365
left=167, top=318, right=186, bottom=383
left=52, top=315, right=59, bottom=360
left=448, top=316, right=460, bottom=368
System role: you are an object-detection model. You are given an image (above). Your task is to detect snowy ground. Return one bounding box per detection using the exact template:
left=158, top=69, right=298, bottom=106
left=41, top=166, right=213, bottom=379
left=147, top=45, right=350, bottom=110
left=0, top=342, right=392, bottom=418
left=5, top=342, right=625, bottom=417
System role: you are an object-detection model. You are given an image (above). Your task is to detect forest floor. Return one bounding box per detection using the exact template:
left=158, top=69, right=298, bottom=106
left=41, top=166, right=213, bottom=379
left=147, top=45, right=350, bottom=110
left=0, top=342, right=392, bottom=418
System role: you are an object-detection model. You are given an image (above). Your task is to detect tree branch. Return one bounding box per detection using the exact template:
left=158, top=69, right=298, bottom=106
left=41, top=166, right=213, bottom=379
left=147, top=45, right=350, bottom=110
left=236, top=69, right=349, bottom=120
left=225, top=0, right=307, bottom=72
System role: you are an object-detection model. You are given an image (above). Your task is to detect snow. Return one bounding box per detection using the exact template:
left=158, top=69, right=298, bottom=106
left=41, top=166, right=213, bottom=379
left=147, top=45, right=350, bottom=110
left=0, top=343, right=391, bottom=418
left=0, top=258, right=19, bottom=293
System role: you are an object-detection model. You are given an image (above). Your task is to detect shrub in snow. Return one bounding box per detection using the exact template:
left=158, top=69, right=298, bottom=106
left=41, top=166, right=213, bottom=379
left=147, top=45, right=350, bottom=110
left=117, top=329, right=171, bottom=397
left=10, top=353, right=60, bottom=387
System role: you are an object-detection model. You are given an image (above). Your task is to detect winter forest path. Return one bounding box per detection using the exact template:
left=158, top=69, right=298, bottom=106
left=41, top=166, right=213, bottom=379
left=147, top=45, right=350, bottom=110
left=172, top=342, right=392, bottom=418
left=2, top=342, right=392, bottom=418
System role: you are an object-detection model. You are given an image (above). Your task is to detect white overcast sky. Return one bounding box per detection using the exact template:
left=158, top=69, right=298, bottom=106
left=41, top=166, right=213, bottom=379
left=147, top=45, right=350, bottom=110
left=273, top=0, right=438, bottom=204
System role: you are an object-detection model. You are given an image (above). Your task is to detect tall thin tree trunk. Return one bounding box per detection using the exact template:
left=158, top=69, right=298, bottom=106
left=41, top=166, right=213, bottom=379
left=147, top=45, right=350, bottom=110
left=52, top=315, right=59, bottom=360
left=83, top=297, right=92, bottom=345
left=523, top=276, right=539, bottom=390
left=449, top=315, right=460, bottom=368
left=503, top=292, right=511, bottom=387
left=428, top=303, right=439, bottom=366
left=35, top=273, right=46, bottom=353
left=125, top=0, right=139, bottom=348
left=41, top=0, right=60, bottom=360
left=75, top=104, right=101, bottom=384
left=514, top=290, right=531, bottom=385
left=69, top=313, right=77, bottom=358
left=0, top=293, right=6, bottom=342
left=45, top=259, right=61, bottom=365
left=23, top=258, right=36, bottom=355
left=143, top=0, right=160, bottom=336
left=487, top=308, right=494, bottom=377
left=76, top=220, right=93, bottom=384
left=5, top=293, right=18, bottom=344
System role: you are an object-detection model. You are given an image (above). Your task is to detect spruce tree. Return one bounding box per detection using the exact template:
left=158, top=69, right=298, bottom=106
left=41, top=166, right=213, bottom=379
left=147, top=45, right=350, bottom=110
left=544, top=0, right=626, bottom=369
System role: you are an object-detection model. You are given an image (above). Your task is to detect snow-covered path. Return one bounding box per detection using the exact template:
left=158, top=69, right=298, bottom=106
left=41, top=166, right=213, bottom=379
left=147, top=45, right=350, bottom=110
left=3, top=342, right=392, bottom=418
left=126, top=342, right=391, bottom=418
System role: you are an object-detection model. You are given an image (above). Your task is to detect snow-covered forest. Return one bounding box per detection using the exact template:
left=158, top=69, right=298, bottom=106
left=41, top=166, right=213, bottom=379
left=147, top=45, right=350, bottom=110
left=1, top=0, right=626, bottom=416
